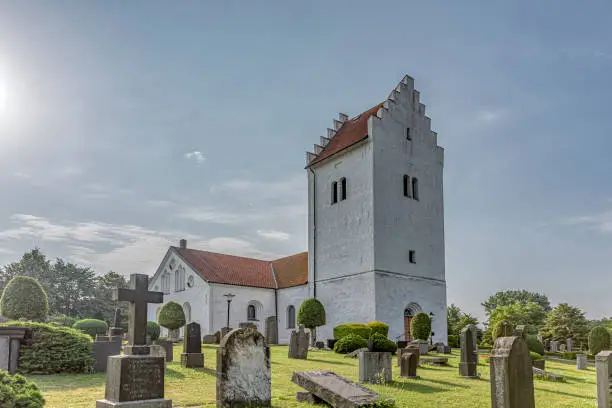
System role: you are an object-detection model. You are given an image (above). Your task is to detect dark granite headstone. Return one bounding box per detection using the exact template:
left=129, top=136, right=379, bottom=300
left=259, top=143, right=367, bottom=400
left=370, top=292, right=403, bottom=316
left=400, top=352, right=418, bottom=379
left=216, top=328, right=270, bottom=407
left=203, top=334, right=217, bottom=344
left=92, top=340, right=122, bottom=372
left=490, top=336, right=535, bottom=408
left=109, top=308, right=123, bottom=337
left=327, top=339, right=338, bottom=350
left=459, top=325, right=478, bottom=378
left=265, top=316, right=277, bottom=345
left=181, top=322, right=204, bottom=368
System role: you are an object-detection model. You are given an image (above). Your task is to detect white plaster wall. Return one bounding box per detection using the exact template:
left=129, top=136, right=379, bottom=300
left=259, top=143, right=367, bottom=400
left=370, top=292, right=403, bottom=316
left=147, top=251, right=211, bottom=337
left=374, top=271, right=448, bottom=344
left=309, top=143, right=375, bottom=284
left=277, top=284, right=309, bottom=344
left=314, top=272, right=376, bottom=342
left=209, top=283, right=276, bottom=335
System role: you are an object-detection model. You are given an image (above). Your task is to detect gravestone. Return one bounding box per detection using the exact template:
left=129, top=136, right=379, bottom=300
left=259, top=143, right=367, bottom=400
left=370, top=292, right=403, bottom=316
left=216, top=328, right=270, bottom=407
left=0, top=327, right=28, bottom=375
left=576, top=353, right=588, bottom=370
left=220, top=327, right=232, bottom=338
left=292, top=371, right=390, bottom=407
left=489, top=336, right=535, bottom=408
left=417, top=340, right=429, bottom=355
left=109, top=308, right=123, bottom=341
left=513, top=325, right=526, bottom=339
left=465, top=324, right=479, bottom=352
left=544, top=339, right=550, bottom=351
left=420, top=356, right=448, bottom=366
left=596, top=350, right=611, bottom=408
left=265, top=316, right=278, bottom=345
left=567, top=337, right=573, bottom=352
left=559, top=343, right=566, bottom=352
left=437, top=344, right=451, bottom=354
left=359, top=351, right=392, bottom=383
left=459, top=325, right=478, bottom=378
left=288, top=325, right=310, bottom=359
left=156, top=339, right=173, bottom=362
left=96, top=273, right=171, bottom=408
left=92, top=338, right=122, bottom=372
left=203, top=334, right=217, bottom=344
left=550, top=340, right=559, bottom=353
left=181, top=322, right=204, bottom=368
left=401, top=344, right=421, bottom=366
left=400, top=352, right=418, bottom=379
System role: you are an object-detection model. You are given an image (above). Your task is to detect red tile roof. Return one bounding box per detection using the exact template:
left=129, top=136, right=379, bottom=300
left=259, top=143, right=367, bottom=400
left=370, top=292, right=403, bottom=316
left=172, top=247, right=308, bottom=289
left=308, top=103, right=383, bottom=167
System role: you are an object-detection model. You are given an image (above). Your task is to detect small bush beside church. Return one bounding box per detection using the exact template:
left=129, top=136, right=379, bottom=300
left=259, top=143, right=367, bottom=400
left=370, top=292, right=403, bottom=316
left=0, top=276, right=49, bottom=321
left=333, top=323, right=372, bottom=340
left=147, top=320, right=161, bottom=341
left=158, top=301, right=186, bottom=332
left=410, top=312, right=431, bottom=342
left=0, top=370, right=45, bottom=408
left=366, top=321, right=389, bottom=337
left=73, top=319, right=108, bottom=339
left=297, top=298, right=326, bottom=345
left=369, top=333, right=397, bottom=354
left=333, top=334, right=368, bottom=354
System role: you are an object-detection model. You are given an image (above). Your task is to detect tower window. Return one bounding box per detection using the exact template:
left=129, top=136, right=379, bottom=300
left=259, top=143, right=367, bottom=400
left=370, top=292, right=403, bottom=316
left=403, top=175, right=411, bottom=198
left=412, top=177, right=419, bottom=200
left=406, top=128, right=412, bottom=141
left=409, top=250, right=416, bottom=264
left=340, top=177, right=347, bottom=201
left=331, top=181, right=338, bottom=204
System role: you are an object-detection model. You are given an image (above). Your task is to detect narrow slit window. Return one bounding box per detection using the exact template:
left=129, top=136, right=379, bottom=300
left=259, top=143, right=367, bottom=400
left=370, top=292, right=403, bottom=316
left=409, top=250, right=416, bottom=264
left=412, top=177, right=419, bottom=200
left=340, top=177, right=347, bottom=201
left=403, top=175, right=410, bottom=197
left=406, top=128, right=412, bottom=140
left=331, top=181, right=338, bottom=204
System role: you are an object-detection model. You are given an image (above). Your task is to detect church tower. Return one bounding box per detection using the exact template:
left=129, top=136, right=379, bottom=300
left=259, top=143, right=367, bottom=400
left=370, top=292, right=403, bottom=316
left=305, top=75, right=447, bottom=344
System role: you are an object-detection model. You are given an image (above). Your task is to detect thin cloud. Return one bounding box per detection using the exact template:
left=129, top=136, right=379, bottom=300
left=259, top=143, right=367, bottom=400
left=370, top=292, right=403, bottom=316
left=257, top=229, right=290, bottom=241
left=561, top=210, right=612, bottom=234
left=184, top=151, right=206, bottom=164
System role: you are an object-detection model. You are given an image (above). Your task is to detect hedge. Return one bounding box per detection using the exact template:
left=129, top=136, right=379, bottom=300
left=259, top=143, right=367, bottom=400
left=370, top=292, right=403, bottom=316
left=0, top=370, right=45, bottom=408
left=370, top=333, right=397, bottom=354
left=0, top=276, right=49, bottom=321
left=588, top=326, right=611, bottom=355
left=333, top=323, right=372, bottom=340
left=525, top=335, right=545, bottom=356
left=147, top=321, right=161, bottom=341
left=333, top=334, right=368, bottom=354
left=46, top=314, right=77, bottom=328
left=158, top=302, right=186, bottom=330
left=410, top=312, right=431, bottom=341
left=73, top=319, right=108, bottom=339
left=366, top=321, right=389, bottom=337
left=448, top=335, right=459, bottom=348
left=2, top=321, right=93, bottom=374
left=530, top=351, right=544, bottom=361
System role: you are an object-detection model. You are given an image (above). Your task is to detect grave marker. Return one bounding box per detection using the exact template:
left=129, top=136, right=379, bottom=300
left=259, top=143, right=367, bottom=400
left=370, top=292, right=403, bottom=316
left=489, top=336, right=535, bottom=408
left=596, top=350, right=611, bottom=408
left=288, top=325, right=310, bottom=359
left=0, top=327, right=28, bottom=375
left=400, top=352, right=418, bottom=379
left=181, top=322, right=204, bottom=368
left=459, top=325, right=478, bottom=378
left=359, top=351, right=392, bottom=383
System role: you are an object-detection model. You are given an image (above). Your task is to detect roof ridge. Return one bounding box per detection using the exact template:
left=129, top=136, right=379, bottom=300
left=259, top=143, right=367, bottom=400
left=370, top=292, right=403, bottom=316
left=171, top=246, right=270, bottom=262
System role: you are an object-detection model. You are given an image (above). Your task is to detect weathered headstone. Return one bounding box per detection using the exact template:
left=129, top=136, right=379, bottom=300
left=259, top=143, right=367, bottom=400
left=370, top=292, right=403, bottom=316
left=559, top=343, right=566, bottom=352
left=216, top=328, right=270, bottom=407
left=550, top=340, right=559, bottom=353
left=544, top=338, right=550, bottom=351
left=156, top=339, right=173, bottom=362
left=181, top=322, right=204, bottom=368
left=359, top=351, right=392, bottom=383
left=92, top=339, right=122, bottom=372
left=417, top=340, right=429, bottom=355
left=489, top=336, right=535, bottom=408
left=401, top=344, right=421, bottom=366
left=400, top=352, right=418, bottom=379
left=109, top=308, right=123, bottom=341
left=0, top=327, right=28, bottom=375
left=288, top=325, right=310, bottom=359
left=459, top=325, right=478, bottom=378
left=437, top=344, right=451, bottom=354
left=265, top=316, right=278, bottom=345
left=567, top=337, right=573, bottom=352
left=291, top=371, right=390, bottom=407
left=420, top=356, right=448, bottom=366
left=576, top=353, right=588, bottom=370
left=96, top=274, right=171, bottom=408
left=203, top=334, right=217, bottom=344
left=465, top=324, right=479, bottom=352
left=596, top=350, right=611, bottom=408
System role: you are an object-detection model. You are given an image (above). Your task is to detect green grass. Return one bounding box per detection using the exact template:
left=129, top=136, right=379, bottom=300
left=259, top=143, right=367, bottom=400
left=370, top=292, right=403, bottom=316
left=28, top=345, right=597, bottom=407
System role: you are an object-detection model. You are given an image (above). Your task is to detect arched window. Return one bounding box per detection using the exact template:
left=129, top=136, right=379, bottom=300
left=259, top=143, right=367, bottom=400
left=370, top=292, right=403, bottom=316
left=412, top=177, right=419, bottom=200
left=340, top=177, right=347, bottom=201
left=287, top=305, right=296, bottom=329
left=247, top=305, right=257, bottom=321
left=331, top=181, right=338, bottom=204
left=174, top=266, right=186, bottom=292
left=174, top=269, right=180, bottom=291
left=183, top=302, right=191, bottom=323
left=403, top=175, right=410, bottom=197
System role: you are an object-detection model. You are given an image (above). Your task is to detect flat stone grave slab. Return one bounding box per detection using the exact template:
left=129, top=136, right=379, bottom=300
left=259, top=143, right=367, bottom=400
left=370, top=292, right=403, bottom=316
left=420, top=356, right=449, bottom=366
left=292, top=371, right=392, bottom=407
left=532, top=367, right=565, bottom=382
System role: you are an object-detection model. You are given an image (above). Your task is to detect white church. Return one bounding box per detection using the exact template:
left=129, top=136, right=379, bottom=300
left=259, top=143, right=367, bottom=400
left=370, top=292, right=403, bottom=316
left=147, top=74, right=448, bottom=345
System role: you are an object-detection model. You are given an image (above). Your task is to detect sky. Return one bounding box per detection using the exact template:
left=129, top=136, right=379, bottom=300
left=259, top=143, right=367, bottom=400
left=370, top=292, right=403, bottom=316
left=0, top=1, right=611, bottom=322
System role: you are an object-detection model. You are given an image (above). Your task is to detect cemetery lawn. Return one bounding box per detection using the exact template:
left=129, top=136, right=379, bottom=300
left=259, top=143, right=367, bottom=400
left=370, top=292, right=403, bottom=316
left=29, top=345, right=596, bottom=408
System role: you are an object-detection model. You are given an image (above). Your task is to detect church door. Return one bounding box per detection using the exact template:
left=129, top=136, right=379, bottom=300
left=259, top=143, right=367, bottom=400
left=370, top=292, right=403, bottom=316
left=404, top=315, right=413, bottom=342
left=403, top=303, right=421, bottom=342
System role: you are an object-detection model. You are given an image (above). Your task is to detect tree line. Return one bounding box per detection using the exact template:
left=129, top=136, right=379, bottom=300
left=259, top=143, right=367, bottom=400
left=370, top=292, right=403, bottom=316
left=0, top=248, right=128, bottom=325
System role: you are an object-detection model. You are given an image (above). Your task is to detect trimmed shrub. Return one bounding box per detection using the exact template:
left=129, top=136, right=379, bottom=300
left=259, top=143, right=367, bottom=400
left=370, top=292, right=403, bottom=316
left=0, top=370, right=45, bottom=408
left=448, top=335, right=459, bottom=348
left=366, top=321, right=389, bottom=337
left=369, top=333, right=398, bottom=354
left=333, top=323, right=372, bottom=340
left=589, top=326, right=611, bottom=355
left=530, top=351, right=544, bottom=361
left=73, top=319, right=108, bottom=339
left=333, top=334, right=368, bottom=354
left=0, top=276, right=49, bottom=321
left=410, top=312, right=431, bottom=341
left=158, top=301, right=186, bottom=331
left=46, top=314, right=76, bottom=327
left=297, top=298, right=326, bottom=331
left=147, top=321, right=161, bottom=341
left=2, top=321, right=93, bottom=374
left=525, top=334, right=545, bottom=356
left=492, top=321, right=515, bottom=341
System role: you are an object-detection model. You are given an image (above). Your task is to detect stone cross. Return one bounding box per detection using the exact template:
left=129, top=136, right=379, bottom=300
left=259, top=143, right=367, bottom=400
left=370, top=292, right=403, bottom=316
left=114, top=274, right=163, bottom=351
left=489, top=336, right=535, bottom=408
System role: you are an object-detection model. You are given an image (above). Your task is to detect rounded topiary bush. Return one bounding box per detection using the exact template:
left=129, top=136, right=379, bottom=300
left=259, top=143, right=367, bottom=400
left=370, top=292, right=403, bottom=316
left=46, top=314, right=76, bottom=328
left=448, top=335, right=459, bottom=348
left=333, top=323, right=372, bottom=340
left=2, top=321, right=93, bottom=374
left=73, top=319, right=108, bottom=339
left=157, top=301, right=186, bottom=330
left=589, top=326, right=611, bottom=355
left=366, top=321, right=389, bottom=337
left=410, top=312, right=431, bottom=341
left=370, top=333, right=398, bottom=354
left=147, top=321, right=161, bottom=341
left=297, top=298, right=326, bottom=330
left=525, top=334, right=545, bottom=356
left=0, top=276, right=49, bottom=321
left=333, top=333, right=368, bottom=354
left=0, top=370, right=45, bottom=407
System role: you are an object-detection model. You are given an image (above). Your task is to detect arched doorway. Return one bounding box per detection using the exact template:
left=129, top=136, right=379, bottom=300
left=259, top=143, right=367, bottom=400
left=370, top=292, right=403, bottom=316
left=404, top=302, right=422, bottom=342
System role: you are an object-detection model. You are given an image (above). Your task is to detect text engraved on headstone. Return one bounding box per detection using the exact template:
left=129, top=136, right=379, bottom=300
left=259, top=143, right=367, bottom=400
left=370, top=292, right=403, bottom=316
left=119, top=358, right=164, bottom=401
